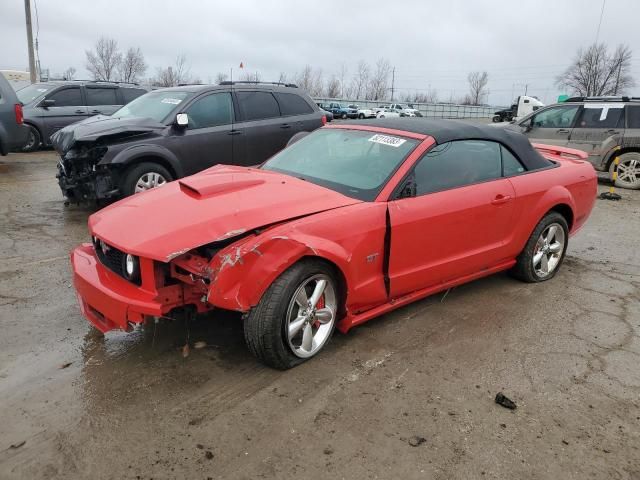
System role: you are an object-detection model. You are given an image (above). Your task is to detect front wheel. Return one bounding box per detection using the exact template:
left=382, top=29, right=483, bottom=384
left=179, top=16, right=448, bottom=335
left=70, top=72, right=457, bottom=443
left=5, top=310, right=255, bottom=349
left=22, top=125, right=41, bottom=152
left=120, top=162, right=172, bottom=197
left=610, top=152, right=640, bottom=190
left=358, top=113, right=364, bottom=119
left=511, top=212, right=568, bottom=283
left=244, top=260, right=339, bottom=369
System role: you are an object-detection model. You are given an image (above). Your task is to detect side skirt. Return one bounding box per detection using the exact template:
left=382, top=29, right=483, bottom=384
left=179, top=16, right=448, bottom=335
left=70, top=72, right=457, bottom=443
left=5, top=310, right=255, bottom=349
left=336, top=259, right=516, bottom=333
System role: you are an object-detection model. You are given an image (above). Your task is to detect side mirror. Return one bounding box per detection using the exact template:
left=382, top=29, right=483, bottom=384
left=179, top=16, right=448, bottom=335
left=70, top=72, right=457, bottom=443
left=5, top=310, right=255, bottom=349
left=397, top=179, right=416, bottom=199
left=41, top=99, right=55, bottom=108
left=175, top=113, right=188, bottom=128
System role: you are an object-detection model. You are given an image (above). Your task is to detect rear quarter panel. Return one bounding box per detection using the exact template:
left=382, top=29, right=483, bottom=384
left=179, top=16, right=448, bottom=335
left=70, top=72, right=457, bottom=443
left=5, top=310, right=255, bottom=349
left=504, top=160, right=597, bottom=258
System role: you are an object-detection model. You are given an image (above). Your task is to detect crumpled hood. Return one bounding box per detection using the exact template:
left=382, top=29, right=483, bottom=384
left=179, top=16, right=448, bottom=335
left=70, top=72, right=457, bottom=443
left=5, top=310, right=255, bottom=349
left=51, top=115, right=165, bottom=155
left=89, top=165, right=362, bottom=262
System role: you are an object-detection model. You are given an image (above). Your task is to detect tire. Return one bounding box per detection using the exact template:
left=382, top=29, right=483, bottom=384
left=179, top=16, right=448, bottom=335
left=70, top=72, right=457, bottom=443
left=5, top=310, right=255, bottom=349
left=22, top=125, right=41, bottom=152
left=609, top=152, right=640, bottom=190
left=120, top=162, right=173, bottom=197
left=244, top=260, right=340, bottom=369
left=379, top=115, right=385, bottom=118
left=492, top=115, right=501, bottom=123
left=341, top=113, right=347, bottom=119
left=358, top=113, right=364, bottom=119
left=511, top=212, right=568, bottom=283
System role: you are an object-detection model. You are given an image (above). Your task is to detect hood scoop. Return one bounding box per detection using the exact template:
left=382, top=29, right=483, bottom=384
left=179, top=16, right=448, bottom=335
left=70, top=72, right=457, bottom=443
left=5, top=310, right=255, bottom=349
left=178, top=175, right=266, bottom=199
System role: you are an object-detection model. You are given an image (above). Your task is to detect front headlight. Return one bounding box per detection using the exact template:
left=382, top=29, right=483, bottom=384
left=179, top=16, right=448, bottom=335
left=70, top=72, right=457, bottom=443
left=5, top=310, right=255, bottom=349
left=123, top=253, right=140, bottom=282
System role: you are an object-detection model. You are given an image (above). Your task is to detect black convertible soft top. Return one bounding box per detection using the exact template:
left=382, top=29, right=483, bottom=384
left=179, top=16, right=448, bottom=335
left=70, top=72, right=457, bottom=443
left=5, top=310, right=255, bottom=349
left=343, top=118, right=553, bottom=171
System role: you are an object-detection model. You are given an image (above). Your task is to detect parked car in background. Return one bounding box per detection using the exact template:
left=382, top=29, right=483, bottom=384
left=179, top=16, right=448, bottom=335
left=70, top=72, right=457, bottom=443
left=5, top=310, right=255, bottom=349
left=321, top=102, right=358, bottom=119
left=387, top=103, right=422, bottom=117
left=320, top=108, right=333, bottom=122
left=504, top=96, right=640, bottom=189
left=376, top=108, right=400, bottom=118
left=17, top=80, right=150, bottom=152
left=492, top=95, right=544, bottom=123
left=69, top=119, right=596, bottom=368
left=53, top=81, right=326, bottom=202
left=0, top=72, right=29, bottom=155
left=350, top=105, right=376, bottom=119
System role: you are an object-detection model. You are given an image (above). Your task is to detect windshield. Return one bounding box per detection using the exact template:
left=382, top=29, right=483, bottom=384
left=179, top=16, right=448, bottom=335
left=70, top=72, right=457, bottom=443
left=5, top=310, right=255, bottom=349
left=262, top=129, right=418, bottom=201
left=112, top=90, right=192, bottom=123
left=17, top=84, right=53, bottom=104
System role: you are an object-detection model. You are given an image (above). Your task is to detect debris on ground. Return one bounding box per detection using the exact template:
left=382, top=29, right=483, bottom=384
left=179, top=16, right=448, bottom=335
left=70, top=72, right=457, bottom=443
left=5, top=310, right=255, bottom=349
left=194, top=341, right=207, bottom=349
left=204, top=451, right=214, bottom=460
left=182, top=344, right=190, bottom=358
left=495, top=392, right=517, bottom=410
left=599, top=192, right=621, bottom=201
left=323, top=447, right=334, bottom=455
left=407, top=436, right=427, bottom=447
left=59, top=362, right=72, bottom=369
left=9, top=441, right=26, bottom=449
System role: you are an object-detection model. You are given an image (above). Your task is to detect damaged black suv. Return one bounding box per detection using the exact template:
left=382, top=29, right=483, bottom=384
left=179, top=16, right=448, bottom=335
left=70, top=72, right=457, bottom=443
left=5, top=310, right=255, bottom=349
left=52, top=82, right=325, bottom=202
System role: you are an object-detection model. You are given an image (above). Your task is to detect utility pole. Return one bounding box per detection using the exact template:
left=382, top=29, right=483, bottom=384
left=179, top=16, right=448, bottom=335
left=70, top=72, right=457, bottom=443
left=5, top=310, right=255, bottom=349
left=24, top=0, right=37, bottom=83
left=391, top=67, right=395, bottom=101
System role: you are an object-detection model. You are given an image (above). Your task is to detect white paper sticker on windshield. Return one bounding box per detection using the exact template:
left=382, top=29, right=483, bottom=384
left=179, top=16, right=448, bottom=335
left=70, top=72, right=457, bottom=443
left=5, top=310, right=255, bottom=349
left=36, top=88, right=48, bottom=92
left=161, top=98, right=183, bottom=105
left=368, top=134, right=406, bottom=147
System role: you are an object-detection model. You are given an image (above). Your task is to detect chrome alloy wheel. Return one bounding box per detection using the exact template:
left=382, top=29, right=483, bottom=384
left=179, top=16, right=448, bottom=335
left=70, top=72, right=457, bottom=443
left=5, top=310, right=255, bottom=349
left=286, top=274, right=337, bottom=358
left=616, top=157, right=640, bottom=188
left=134, top=172, right=167, bottom=192
left=533, top=223, right=565, bottom=278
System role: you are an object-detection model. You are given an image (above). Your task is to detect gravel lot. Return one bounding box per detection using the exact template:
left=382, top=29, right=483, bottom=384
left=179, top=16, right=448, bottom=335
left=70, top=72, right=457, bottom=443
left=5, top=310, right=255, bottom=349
left=0, top=147, right=638, bottom=479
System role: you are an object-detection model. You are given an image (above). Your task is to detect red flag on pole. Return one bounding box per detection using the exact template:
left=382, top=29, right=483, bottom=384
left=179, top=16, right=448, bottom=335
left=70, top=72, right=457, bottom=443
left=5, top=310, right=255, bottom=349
left=239, top=62, right=244, bottom=69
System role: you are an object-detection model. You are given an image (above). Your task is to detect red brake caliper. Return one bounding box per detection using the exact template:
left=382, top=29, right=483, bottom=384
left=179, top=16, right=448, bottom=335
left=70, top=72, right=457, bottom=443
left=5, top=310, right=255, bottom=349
left=313, top=295, right=325, bottom=328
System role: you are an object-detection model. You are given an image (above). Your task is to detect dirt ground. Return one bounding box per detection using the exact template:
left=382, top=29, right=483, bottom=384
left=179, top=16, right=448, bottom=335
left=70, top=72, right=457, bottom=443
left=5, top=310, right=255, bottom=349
left=0, top=148, right=639, bottom=480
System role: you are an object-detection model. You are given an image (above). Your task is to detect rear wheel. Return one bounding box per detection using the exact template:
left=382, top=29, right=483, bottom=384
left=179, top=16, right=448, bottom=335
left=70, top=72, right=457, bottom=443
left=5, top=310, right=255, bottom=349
left=244, top=260, right=339, bottom=369
left=341, top=113, right=347, bottom=119
left=511, top=212, right=568, bottom=283
left=121, top=162, right=172, bottom=197
left=358, top=113, right=364, bottom=119
left=610, top=152, right=640, bottom=190
left=22, top=125, right=41, bottom=152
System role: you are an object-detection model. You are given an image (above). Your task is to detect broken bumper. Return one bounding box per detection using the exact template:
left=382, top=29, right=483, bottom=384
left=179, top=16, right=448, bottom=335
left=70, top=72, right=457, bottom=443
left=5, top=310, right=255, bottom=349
left=57, top=161, right=120, bottom=202
left=71, top=244, right=162, bottom=333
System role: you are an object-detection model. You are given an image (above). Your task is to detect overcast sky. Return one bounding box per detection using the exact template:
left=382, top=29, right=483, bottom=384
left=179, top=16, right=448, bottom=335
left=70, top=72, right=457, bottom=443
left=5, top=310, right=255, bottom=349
left=1, top=0, right=639, bottom=105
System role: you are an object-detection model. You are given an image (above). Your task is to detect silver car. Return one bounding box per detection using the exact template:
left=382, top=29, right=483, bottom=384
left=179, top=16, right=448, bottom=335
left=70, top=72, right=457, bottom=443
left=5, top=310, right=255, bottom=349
left=17, top=80, right=149, bottom=152
left=506, top=97, right=640, bottom=189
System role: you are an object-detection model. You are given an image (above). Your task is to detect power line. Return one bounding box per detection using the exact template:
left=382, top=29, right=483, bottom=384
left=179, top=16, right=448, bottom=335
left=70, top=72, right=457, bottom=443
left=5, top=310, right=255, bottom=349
left=594, top=0, right=606, bottom=44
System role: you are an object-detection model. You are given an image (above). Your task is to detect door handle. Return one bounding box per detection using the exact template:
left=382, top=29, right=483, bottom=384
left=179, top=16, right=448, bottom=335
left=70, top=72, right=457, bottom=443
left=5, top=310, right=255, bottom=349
left=280, top=124, right=291, bottom=129
left=556, top=129, right=570, bottom=134
left=90, top=110, right=101, bottom=114
left=228, top=130, right=242, bottom=135
left=75, top=109, right=85, bottom=114
left=606, top=129, right=619, bottom=134
left=491, top=194, right=512, bottom=205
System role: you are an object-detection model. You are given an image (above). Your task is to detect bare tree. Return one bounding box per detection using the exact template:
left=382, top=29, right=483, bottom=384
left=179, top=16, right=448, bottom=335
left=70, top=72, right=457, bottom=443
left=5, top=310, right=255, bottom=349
left=85, top=37, right=122, bottom=81
left=405, top=88, right=439, bottom=104
left=367, top=58, right=392, bottom=100
left=118, top=47, right=146, bottom=83
left=277, top=72, right=288, bottom=84
left=466, top=71, right=489, bottom=105
left=556, top=43, right=634, bottom=96
left=296, top=65, right=315, bottom=93
left=62, top=67, right=76, bottom=80
left=325, top=76, right=341, bottom=98
left=152, top=54, right=195, bottom=87
left=338, top=63, right=349, bottom=98
left=351, top=60, right=369, bottom=99
left=215, top=72, right=228, bottom=84
left=240, top=71, right=261, bottom=83
left=311, top=68, right=325, bottom=97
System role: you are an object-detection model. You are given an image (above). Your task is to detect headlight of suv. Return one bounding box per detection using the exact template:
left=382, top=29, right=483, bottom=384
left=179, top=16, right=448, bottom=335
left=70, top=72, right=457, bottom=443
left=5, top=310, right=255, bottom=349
left=122, top=253, right=140, bottom=282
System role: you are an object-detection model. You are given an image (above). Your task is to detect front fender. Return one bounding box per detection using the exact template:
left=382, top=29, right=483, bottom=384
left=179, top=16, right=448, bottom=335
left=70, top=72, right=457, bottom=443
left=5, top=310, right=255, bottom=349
left=206, top=233, right=351, bottom=312
left=103, top=144, right=185, bottom=178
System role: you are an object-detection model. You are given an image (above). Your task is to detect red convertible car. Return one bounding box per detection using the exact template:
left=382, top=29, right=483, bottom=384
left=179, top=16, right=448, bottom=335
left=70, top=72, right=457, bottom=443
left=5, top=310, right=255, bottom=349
left=71, top=119, right=597, bottom=369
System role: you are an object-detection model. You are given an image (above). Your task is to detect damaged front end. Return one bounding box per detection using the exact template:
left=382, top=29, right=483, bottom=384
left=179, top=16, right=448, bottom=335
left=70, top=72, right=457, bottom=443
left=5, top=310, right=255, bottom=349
left=57, top=144, right=119, bottom=202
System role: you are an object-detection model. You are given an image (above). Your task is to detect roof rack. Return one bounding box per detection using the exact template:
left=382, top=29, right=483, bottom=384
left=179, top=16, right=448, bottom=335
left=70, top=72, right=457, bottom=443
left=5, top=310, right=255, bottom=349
left=219, top=80, right=298, bottom=88
left=49, top=79, right=141, bottom=86
left=565, top=96, right=640, bottom=103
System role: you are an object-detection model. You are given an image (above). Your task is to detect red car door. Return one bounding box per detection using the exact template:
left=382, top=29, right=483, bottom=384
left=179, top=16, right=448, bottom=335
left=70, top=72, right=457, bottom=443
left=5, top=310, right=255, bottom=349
left=387, top=140, right=516, bottom=297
